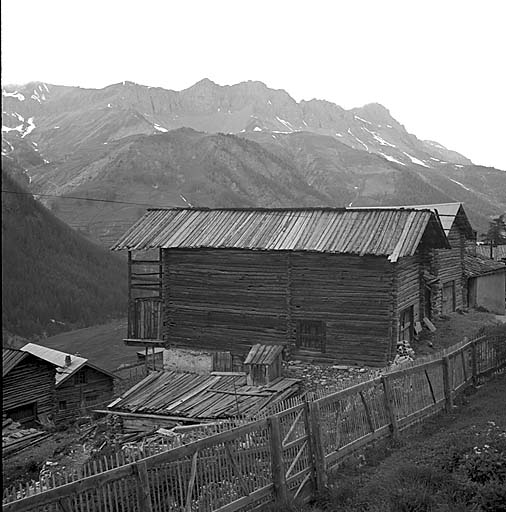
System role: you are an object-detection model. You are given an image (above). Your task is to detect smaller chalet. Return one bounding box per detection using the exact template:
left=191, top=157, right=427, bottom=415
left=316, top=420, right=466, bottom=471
left=21, top=344, right=116, bottom=421
left=464, top=254, right=506, bottom=314
left=2, top=348, right=57, bottom=426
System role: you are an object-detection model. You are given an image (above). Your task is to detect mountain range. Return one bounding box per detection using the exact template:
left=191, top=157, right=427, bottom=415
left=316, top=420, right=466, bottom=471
left=2, top=79, right=505, bottom=245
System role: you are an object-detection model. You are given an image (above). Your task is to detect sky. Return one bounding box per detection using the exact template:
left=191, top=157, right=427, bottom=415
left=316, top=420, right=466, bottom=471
left=2, top=0, right=506, bottom=169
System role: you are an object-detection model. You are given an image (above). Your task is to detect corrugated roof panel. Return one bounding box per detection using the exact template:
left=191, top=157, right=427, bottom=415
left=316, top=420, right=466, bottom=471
left=112, top=207, right=449, bottom=258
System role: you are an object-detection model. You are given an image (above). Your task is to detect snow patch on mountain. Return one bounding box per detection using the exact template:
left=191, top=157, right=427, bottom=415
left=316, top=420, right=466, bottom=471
left=348, top=128, right=368, bottom=151
left=2, top=90, right=25, bottom=101
left=275, top=116, right=294, bottom=132
left=22, top=117, right=36, bottom=138
left=402, top=152, right=430, bottom=168
left=354, top=115, right=373, bottom=125
left=449, top=178, right=472, bottom=191
left=379, top=152, right=406, bottom=166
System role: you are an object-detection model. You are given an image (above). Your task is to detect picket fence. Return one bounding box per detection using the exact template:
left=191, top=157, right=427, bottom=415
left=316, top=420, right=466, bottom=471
left=3, top=333, right=505, bottom=512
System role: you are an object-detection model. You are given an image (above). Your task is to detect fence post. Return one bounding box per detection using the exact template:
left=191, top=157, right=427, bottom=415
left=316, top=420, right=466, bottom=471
left=308, top=402, right=328, bottom=492
left=268, top=415, right=288, bottom=502
left=442, top=355, right=454, bottom=412
left=471, top=339, right=478, bottom=385
left=135, top=461, right=153, bottom=512
left=381, top=375, right=399, bottom=443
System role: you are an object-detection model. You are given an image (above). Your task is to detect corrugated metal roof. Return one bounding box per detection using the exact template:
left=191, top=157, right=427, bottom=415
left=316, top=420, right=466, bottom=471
left=21, top=343, right=115, bottom=387
left=108, top=370, right=299, bottom=420
left=244, top=344, right=283, bottom=366
left=2, top=349, right=29, bottom=377
left=464, top=253, right=506, bottom=278
left=112, top=207, right=449, bottom=262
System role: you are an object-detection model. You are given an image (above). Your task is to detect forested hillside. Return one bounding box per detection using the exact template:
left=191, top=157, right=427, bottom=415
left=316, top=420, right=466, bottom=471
left=1, top=163, right=127, bottom=337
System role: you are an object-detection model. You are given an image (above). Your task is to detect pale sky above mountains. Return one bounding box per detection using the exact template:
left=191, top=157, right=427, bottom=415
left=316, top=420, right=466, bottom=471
left=2, top=0, right=505, bottom=170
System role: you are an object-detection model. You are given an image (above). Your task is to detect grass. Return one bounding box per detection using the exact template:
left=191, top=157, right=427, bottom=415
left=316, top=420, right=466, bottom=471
left=414, top=310, right=504, bottom=357
left=316, top=374, right=506, bottom=511
left=34, top=318, right=140, bottom=371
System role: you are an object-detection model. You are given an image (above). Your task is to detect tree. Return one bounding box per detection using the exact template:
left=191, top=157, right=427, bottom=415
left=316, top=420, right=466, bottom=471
left=482, top=214, right=506, bottom=246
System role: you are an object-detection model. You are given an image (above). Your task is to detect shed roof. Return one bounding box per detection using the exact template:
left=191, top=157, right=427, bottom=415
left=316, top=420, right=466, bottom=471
left=21, top=343, right=115, bottom=387
left=111, top=207, right=449, bottom=262
left=107, top=370, right=299, bottom=420
left=244, top=344, right=284, bottom=366
left=2, top=348, right=57, bottom=378
left=464, top=253, right=506, bottom=278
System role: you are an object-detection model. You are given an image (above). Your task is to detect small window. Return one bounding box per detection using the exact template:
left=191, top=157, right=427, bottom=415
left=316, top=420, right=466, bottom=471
left=296, top=320, right=326, bottom=352
left=442, top=281, right=456, bottom=315
left=58, top=400, right=67, bottom=411
left=399, top=306, right=414, bottom=342
left=75, top=372, right=87, bottom=385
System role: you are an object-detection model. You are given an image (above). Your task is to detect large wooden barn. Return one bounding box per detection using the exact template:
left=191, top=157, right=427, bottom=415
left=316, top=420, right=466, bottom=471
left=113, top=207, right=452, bottom=367
left=2, top=348, right=57, bottom=426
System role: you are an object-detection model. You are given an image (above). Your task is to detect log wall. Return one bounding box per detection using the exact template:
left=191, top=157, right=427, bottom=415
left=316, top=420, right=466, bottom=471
left=3, top=357, right=56, bottom=420
left=162, top=249, right=399, bottom=366
left=432, top=224, right=466, bottom=312
left=55, top=366, right=114, bottom=422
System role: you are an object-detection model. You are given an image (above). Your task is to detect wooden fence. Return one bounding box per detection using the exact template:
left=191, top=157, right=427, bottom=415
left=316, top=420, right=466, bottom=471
left=3, top=333, right=505, bottom=512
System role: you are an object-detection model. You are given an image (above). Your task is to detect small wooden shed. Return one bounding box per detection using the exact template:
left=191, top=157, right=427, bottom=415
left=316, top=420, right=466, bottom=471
left=244, top=344, right=284, bottom=386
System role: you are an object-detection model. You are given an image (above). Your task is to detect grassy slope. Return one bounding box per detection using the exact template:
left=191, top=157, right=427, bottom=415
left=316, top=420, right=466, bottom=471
left=2, top=167, right=128, bottom=338
left=37, top=319, right=140, bottom=371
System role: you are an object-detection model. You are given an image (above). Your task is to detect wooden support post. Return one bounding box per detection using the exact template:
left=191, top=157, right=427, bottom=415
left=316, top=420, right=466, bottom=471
left=185, top=451, right=199, bottom=512
left=308, top=402, right=327, bottom=492
left=268, top=416, right=288, bottom=502
left=128, top=251, right=133, bottom=338
left=135, top=461, right=153, bottom=512
left=471, top=340, right=478, bottom=385
left=442, top=356, right=453, bottom=412
left=381, top=375, right=400, bottom=443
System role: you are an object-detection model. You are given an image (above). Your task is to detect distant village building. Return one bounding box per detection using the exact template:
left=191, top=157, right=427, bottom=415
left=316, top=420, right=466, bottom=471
left=21, top=344, right=116, bottom=421
left=2, top=348, right=57, bottom=426
left=464, top=254, right=506, bottom=314
left=113, top=207, right=452, bottom=367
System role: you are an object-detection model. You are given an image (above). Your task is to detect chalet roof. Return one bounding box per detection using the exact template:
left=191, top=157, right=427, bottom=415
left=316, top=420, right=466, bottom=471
left=351, top=203, right=475, bottom=238
left=403, top=203, right=475, bottom=239
left=244, top=344, right=284, bottom=366
left=112, top=207, right=449, bottom=263
left=2, top=348, right=57, bottom=377
left=464, top=253, right=506, bottom=278
left=21, top=343, right=115, bottom=387
left=107, top=370, right=299, bottom=420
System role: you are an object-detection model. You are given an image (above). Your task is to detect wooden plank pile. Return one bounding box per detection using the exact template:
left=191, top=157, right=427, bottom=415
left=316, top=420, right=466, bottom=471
left=2, top=417, right=50, bottom=456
